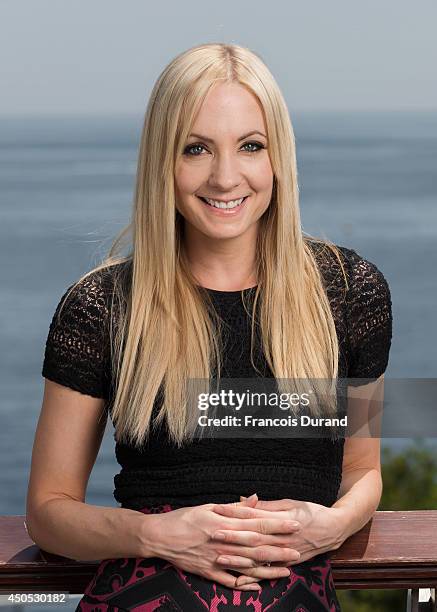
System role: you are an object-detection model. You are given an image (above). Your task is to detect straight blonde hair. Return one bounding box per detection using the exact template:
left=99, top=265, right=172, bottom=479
left=61, top=43, right=349, bottom=448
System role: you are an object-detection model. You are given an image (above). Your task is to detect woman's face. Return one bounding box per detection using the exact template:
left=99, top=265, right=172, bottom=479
left=174, top=82, right=274, bottom=243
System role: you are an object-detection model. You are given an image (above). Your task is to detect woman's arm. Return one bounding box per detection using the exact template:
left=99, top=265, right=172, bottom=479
left=331, top=374, right=385, bottom=542
left=26, top=379, right=159, bottom=561
left=331, top=438, right=382, bottom=542
left=27, top=379, right=287, bottom=591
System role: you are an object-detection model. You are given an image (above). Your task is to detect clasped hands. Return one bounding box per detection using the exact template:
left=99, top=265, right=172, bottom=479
left=211, top=493, right=346, bottom=587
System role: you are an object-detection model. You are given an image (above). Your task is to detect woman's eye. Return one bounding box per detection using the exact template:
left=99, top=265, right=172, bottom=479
left=184, top=144, right=207, bottom=156
left=242, top=141, right=264, bottom=153
left=183, top=141, right=265, bottom=156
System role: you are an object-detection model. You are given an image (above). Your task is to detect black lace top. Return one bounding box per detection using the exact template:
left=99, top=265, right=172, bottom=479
left=41, top=243, right=393, bottom=511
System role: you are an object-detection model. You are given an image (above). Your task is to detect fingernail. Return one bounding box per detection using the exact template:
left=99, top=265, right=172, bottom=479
left=247, top=493, right=258, bottom=500
left=240, top=496, right=247, bottom=501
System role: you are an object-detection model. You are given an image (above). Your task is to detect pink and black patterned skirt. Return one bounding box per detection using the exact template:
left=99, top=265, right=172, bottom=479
left=75, top=504, right=341, bottom=611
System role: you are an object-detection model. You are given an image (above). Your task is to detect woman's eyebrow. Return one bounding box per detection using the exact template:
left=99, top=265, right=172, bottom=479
left=188, top=130, right=267, bottom=143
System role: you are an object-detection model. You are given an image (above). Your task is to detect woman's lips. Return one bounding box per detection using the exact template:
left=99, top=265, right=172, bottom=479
left=197, top=195, right=248, bottom=216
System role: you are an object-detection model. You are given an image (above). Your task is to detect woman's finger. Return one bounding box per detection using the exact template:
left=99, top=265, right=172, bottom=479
left=251, top=499, right=298, bottom=511
left=210, top=568, right=261, bottom=591
left=213, top=503, right=300, bottom=528
left=234, top=564, right=291, bottom=581
left=240, top=496, right=297, bottom=512
left=216, top=543, right=300, bottom=564
left=212, top=516, right=301, bottom=537
left=239, top=494, right=258, bottom=507
left=213, top=528, right=295, bottom=547
left=216, top=554, right=255, bottom=568
left=235, top=574, right=263, bottom=587
left=237, top=583, right=263, bottom=591
left=216, top=554, right=294, bottom=569
left=213, top=503, right=272, bottom=519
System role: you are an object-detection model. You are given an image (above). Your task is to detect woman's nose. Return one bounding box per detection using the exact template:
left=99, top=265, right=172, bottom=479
left=207, top=152, right=242, bottom=191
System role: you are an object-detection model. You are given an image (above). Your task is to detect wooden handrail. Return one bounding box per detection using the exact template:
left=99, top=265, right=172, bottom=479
left=1, top=511, right=437, bottom=596
left=330, top=511, right=437, bottom=591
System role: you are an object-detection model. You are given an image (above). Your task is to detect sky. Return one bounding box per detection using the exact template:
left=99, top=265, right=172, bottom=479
left=0, top=0, right=436, bottom=115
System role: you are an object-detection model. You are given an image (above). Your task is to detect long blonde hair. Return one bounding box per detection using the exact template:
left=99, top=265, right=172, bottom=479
left=61, top=43, right=349, bottom=448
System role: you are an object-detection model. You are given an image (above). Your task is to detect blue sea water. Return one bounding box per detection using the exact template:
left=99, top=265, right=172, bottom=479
left=0, top=111, right=436, bottom=525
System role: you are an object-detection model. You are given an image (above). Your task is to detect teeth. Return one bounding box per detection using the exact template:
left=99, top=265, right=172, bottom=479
left=203, top=197, right=245, bottom=209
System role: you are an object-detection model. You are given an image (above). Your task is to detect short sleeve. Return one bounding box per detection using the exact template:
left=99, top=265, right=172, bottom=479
left=42, top=271, right=111, bottom=400
left=343, top=249, right=393, bottom=383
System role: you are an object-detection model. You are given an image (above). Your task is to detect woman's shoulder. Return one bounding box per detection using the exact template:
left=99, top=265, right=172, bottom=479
left=64, top=259, right=131, bottom=307
left=305, top=238, right=393, bottom=379
left=305, top=237, right=391, bottom=294
left=47, top=260, right=132, bottom=345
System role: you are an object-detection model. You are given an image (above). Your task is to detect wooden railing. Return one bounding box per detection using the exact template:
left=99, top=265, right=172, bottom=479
left=1, top=511, right=436, bottom=611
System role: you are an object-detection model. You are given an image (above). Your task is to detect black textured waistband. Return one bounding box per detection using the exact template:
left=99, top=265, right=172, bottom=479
left=113, top=462, right=341, bottom=511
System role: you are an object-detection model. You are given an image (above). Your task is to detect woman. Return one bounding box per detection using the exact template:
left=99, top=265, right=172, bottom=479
left=27, top=43, right=392, bottom=611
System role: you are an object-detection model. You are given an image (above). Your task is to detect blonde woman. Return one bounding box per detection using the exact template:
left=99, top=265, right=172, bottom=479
left=27, top=43, right=392, bottom=611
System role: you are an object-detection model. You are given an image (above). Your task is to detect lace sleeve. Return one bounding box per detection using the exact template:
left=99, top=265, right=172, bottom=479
left=343, top=248, right=393, bottom=383
left=41, top=271, right=111, bottom=400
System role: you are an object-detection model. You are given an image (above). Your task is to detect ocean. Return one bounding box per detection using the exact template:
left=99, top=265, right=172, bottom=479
left=1, top=111, right=436, bottom=524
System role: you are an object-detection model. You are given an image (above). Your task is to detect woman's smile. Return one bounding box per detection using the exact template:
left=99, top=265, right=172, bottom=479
left=197, top=194, right=249, bottom=216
